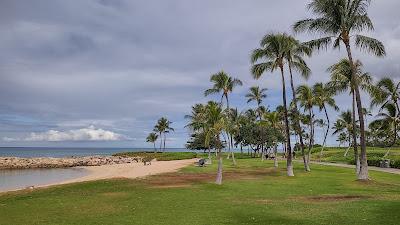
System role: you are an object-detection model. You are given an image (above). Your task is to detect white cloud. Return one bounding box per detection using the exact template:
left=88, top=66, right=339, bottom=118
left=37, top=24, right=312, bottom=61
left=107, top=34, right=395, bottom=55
left=24, top=125, right=129, bottom=142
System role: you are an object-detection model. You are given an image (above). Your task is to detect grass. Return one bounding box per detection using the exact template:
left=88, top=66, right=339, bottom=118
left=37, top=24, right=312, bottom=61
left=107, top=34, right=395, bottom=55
left=1, top=156, right=400, bottom=225
left=309, top=146, right=400, bottom=168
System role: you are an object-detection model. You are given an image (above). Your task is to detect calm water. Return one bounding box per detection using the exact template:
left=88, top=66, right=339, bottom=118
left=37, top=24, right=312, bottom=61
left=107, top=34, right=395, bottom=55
left=0, top=167, right=89, bottom=192
left=0, top=147, right=189, bottom=192
left=0, top=147, right=189, bottom=158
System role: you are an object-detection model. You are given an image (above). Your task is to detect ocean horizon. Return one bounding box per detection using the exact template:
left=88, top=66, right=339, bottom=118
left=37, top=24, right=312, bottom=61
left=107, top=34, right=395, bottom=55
left=0, top=147, right=191, bottom=158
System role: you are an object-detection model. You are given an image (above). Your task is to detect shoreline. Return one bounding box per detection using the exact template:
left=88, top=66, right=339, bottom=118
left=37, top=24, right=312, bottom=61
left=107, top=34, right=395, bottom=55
left=1, top=158, right=197, bottom=193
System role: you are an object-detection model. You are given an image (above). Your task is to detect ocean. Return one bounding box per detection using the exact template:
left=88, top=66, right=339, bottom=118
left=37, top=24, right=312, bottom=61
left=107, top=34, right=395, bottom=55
left=0, top=147, right=190, bottom=158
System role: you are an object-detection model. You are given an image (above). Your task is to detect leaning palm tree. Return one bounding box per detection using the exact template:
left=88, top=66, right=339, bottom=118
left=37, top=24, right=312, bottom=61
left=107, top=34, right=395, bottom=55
left=251, top=33, right=295, bottom=176
left=296, top=85, right=315, bottom=168
left=204, top=71, right=243, bottom=109
left=146, top=133, right=159, bottom=152
left=284, top=36, right=312, bottom=172
left=246, top=86, right=267, bottom=119
left=313, top=82, right=339, bottom=159
left=294, top=0, right=386, bottom=180
left=327, top=59, right=372, bottom=173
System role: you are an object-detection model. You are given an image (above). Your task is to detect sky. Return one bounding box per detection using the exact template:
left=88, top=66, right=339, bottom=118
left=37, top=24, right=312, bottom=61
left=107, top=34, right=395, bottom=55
left=0, top=0, right=399, bottom=148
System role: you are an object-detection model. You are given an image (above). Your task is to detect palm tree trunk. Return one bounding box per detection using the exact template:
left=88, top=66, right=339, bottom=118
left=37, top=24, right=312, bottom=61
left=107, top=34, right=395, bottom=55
left=159, top=132, right=163, bottom=152
left=208, top=147, right=212, bottom=164
left=163, top=133, right=166, bottom=152
left=320, top=105, right=330, bottom=160
left=351, top=90, right=360, bottom=174
left=230, top=135, right=236, bottom=165
left=215, top=148, right=223, bottom=185
left=153, top=142, right=156, bottom=153
left=274, top=143, right=278, bottom=168
left=288, top=63, right=309, bottom=172
left=345, top=42, right=368, bottom=180
left=307, top=109, right=314, bottom=166
left=280, top=65, right=294, bottom=176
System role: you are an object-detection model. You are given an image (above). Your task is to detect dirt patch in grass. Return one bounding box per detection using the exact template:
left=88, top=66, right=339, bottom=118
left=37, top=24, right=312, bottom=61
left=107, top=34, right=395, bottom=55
left=143, top=168, right=279, bottom=188
left=301, top=194, right=370, bottom=202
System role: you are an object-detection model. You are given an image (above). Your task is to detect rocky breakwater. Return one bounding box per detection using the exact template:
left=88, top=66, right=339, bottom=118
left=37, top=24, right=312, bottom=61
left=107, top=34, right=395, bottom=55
left=0, top=156, right=140, bottom=169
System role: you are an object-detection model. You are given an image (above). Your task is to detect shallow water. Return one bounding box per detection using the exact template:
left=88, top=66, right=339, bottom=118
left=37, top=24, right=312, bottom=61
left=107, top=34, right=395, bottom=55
left=0, top=168, right=89, bottom=192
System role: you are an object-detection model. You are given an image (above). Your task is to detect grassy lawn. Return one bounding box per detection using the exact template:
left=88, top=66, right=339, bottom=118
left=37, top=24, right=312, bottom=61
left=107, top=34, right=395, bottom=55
left=1, top=157, right=400, bottom=225
left=309, top=147, right=400, bottom=168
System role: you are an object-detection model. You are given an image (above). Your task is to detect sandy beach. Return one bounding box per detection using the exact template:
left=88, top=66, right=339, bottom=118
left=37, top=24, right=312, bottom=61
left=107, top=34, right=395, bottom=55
left=6, top=158, right=197, bottom=192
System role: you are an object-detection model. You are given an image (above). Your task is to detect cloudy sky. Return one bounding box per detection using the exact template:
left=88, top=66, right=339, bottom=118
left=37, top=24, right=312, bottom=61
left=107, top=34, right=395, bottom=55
left=0, top=0, right=399, bottom=148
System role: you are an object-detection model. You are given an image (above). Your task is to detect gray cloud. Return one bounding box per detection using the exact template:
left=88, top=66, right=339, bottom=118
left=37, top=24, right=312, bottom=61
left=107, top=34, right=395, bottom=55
left=0, top=0, right=399, bottom=147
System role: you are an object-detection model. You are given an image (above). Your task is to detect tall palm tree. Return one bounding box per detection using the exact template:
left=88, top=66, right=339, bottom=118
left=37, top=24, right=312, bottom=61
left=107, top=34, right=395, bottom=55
left=204, top=71, right=243, bottom=109
left=251, top=33, right=295, bottom=176
left=284, top=36, right=312, bottom=172
left=372, top=103, right=399, bottom=157
left=296, top=85, right=315, bottom=167
left=313, top=82, right=339, bottom=159
left=246, top=86, right=267, bottom=119
left=146, top=133, right=159, bottom=152
left=294, top=0, right=386, bottom=180
left=205, top=71, right=242, bottom=163
left=327, top=59, right=371, bottom=173
left=154, top=117, right=174, bottom=152
left=204, top=101, right=226, bottom=185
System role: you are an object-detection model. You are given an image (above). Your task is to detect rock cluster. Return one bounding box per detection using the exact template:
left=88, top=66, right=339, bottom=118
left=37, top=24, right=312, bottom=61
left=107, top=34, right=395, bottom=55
left=0, top=156, right=140, bottom=169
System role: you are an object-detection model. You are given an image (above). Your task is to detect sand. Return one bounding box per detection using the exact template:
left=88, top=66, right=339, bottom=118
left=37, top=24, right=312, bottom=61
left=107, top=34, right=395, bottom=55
left=7, top=159, right=197, bottom=192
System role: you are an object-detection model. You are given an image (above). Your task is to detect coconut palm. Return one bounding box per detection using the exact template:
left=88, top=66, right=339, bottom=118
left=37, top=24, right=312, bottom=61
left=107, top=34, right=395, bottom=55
left=296, top=85, right=316, bottom=167
left=371, top=78, right=400, bottom=115
left=294, top=0, right=386, bottom=180
left=313, top=82, right=339, bottom=159
left=264, top=111, right=283, bottom=167
left=246, top=86, right=267, bottom=119
left=327, top=59, right=372, bottom=172
left=154, top=117, right=174, bottom=152
left=284, top=36, right=312, bottom=172
left=372, top=103, right=399, bottom=157
left=204, top=101, right=226, bottom=185
left=146, top=132, right=159, bottom=152
left=333, top=110, right=357, bottom=157
left=204, top=71, right=243, bottom=109
left=251, top=33, right=295, bottom=176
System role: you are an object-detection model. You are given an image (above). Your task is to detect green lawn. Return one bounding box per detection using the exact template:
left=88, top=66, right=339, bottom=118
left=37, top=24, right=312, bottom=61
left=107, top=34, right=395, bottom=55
left=309, top=146, right=400, bottom=168
left=1, top=157, right=400, bottom=225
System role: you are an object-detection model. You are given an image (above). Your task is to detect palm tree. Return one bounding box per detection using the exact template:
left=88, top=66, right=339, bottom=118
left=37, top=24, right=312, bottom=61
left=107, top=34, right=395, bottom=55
left=372, top=103, right=399, bottom=157
left=146, top=133, right=159, bottom=152
left=294, top=0, right=386, bottom=180
left=284, top=36, right=312, bottom=172
left=327, top=59, right=371, bottom=173
left=264, top=111, right=283, bottom=168
left=296, top=85, right=315, bottom=167
left=204, top=101, right=226, bottom=185
left=251, top=33, right=295, bottom=176
left=246, top=86, right=267, bottom=119
left=154, top=117, right=174, bottom=152
left=205, top=71, right=242, bottom=164
left=204, top=71, right=243, bottom=109
left=333, top=110, right=357, bottom=157
left=313, top=82, right=339, bottom=159
left=371, top=78, right=400, bottom=115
